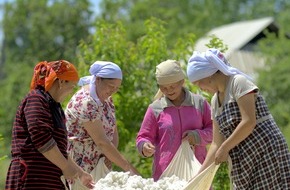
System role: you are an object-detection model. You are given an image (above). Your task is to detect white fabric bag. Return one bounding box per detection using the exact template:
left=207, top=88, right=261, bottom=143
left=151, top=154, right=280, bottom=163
left=182, top=162, right=220, bottom=190
left=159, top=141, right=201, bottom=181
left=71, top=157, right=110, bottom=190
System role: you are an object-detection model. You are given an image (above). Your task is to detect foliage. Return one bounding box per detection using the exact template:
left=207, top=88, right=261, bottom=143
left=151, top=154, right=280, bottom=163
left=0, top=134, right=7, bottom=161
left=77, top=17, right=196, bottom=149
left=0, top=157, right=10, bottom=189
left=0, top=0, right=93, bottom=148
left=0, top=133, right=8, bottom=188
left=212, top=163, right=231, bottom=190
left=206, top=35, right=228, bottom=53
left=257, top=30, right=290, bottom=128
left=97, top=0, right=283, bottom=48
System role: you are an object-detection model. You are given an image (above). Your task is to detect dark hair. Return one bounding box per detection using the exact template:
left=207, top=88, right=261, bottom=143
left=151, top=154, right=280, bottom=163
left=100, top=77, right=116, bottom=80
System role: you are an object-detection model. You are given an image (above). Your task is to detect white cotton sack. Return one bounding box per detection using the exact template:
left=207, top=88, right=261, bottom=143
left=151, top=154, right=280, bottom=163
left=71, top=157, right=110, bottom=190
left=91, top=156, right=110, bottom=182
left=182, top=162, right=220, bottom=190
left=159, top=141, right=201, bottom=181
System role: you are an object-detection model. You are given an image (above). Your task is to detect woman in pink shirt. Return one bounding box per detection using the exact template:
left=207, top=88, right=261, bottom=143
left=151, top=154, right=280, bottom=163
left=136, top=60, right=213, bottom=181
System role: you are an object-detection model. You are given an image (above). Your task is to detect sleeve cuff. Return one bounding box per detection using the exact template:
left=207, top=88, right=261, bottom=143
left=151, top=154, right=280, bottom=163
left=191, top=130, right=201, bottom=145
left=137, top=141, right=147, bottom=157
left=38, top=138, right=57, bottom=153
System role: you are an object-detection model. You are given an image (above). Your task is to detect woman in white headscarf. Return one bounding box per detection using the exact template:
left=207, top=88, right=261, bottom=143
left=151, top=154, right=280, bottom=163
left=187, top=48, right=290, bottom=189
left=65, top=61, right=139, bottom=189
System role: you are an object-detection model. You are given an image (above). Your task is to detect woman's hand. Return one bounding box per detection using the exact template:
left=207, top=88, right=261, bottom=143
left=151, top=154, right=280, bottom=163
left=79, top=171, right=95, bottom=189
left=142, top=142, right=155, bottom=157
left=214, top=145, right=229, bottom=164
left=182, top=130, right=198, bottom=146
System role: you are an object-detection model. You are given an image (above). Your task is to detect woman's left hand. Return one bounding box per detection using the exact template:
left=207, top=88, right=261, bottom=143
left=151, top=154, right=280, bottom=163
left=215, top=145, right=229, bottom=164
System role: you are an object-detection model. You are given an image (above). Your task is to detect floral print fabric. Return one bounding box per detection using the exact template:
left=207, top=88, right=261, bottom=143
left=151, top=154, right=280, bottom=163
left=65, top=87, right=116, bottom=173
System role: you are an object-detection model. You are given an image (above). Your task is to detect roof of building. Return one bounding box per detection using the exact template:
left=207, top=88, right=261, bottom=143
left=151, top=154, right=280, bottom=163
left=194, top=17, right=275, bottom=58
left=193, top=17, right=277, bottom=79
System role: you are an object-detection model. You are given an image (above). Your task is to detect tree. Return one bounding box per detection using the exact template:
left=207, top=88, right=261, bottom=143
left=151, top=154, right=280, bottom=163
left=257, top=30, right=290, bottom=128
left=97, top=0, right=281, bottom=47
left=0, top=0, right=93, bottom=150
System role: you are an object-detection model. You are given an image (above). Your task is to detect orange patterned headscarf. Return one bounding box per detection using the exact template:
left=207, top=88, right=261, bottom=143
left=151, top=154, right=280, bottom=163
left=30, top=60, right=79, bottom=91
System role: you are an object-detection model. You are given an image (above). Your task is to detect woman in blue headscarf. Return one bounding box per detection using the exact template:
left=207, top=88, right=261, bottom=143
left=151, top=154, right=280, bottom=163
left=65, top=61, right=139, bottom=189
left=187, top=49, right=290, bottom=189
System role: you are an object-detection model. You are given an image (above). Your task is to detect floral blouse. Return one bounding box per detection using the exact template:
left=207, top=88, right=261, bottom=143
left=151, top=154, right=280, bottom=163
left=65, top=87, right=117, bottom=173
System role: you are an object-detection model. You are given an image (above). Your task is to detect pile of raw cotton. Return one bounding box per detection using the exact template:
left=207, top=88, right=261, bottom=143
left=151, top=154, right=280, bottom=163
left=94, top=171, right=187, bottom=190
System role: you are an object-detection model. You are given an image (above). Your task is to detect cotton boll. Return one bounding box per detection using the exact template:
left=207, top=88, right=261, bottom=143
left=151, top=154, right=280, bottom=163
left=126, top=177, right=144, bottom=188
left=94, top=171, right=187, bottom=190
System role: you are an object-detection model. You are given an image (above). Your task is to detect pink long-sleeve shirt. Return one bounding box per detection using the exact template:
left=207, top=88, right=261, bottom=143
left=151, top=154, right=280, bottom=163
left=136, top=88, right=213, bottom=181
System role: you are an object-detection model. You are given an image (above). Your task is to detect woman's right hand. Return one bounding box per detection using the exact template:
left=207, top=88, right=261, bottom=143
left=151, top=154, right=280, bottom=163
left=142, top=142, right=155, bottom=157
left=79, top=171, right=95, bottom=189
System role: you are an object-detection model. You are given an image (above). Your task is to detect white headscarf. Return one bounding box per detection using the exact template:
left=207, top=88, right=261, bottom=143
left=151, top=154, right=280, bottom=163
left=154, top=60, right=185, bottom=100
left=78, top=61, right=122, bottom=104
left=187, top=48, right=251, bottom=82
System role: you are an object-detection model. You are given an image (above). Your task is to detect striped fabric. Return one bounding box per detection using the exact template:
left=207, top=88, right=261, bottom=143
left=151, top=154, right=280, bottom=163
left=5, top=87, right=68, bottom=190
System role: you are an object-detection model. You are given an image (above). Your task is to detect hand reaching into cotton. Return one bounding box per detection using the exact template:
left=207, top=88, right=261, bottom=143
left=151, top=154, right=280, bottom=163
left=142, top=142, right=155, bottom=157
left=79, top=171, right=95, bottom=189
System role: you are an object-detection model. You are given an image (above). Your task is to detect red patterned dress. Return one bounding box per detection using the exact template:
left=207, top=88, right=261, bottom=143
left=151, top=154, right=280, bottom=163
left=65, top=87, right=116, bottom=174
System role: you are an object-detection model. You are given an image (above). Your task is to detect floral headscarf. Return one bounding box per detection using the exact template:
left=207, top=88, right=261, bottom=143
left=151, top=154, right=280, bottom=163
left=30, top=60, right=79, bottom=91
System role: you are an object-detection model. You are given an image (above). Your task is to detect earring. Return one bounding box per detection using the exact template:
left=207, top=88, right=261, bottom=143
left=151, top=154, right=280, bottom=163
left=58, top=80, right=62, bottom=89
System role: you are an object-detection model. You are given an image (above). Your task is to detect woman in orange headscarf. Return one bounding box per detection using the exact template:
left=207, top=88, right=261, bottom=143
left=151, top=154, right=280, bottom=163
left=5, top=60, right=95, bottom=190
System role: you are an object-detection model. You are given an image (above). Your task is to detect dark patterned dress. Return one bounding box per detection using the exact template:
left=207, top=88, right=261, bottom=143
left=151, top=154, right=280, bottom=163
left=212, top=75, right=290, bottom=189
left=5, top=87, right=68, bottom=190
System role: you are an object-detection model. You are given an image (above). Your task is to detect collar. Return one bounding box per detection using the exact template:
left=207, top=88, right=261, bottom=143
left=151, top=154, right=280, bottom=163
left=89, top=83, right=103, bottom=106
left=159, top=87, right=194, bottom=109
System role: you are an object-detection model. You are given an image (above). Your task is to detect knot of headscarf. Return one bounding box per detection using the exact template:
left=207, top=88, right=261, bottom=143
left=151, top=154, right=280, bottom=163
left=30, top=60, right=79, bottom=91
left=187, top=48, right=251, bottom=83
left=78, top=61, right=122, bottom=104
